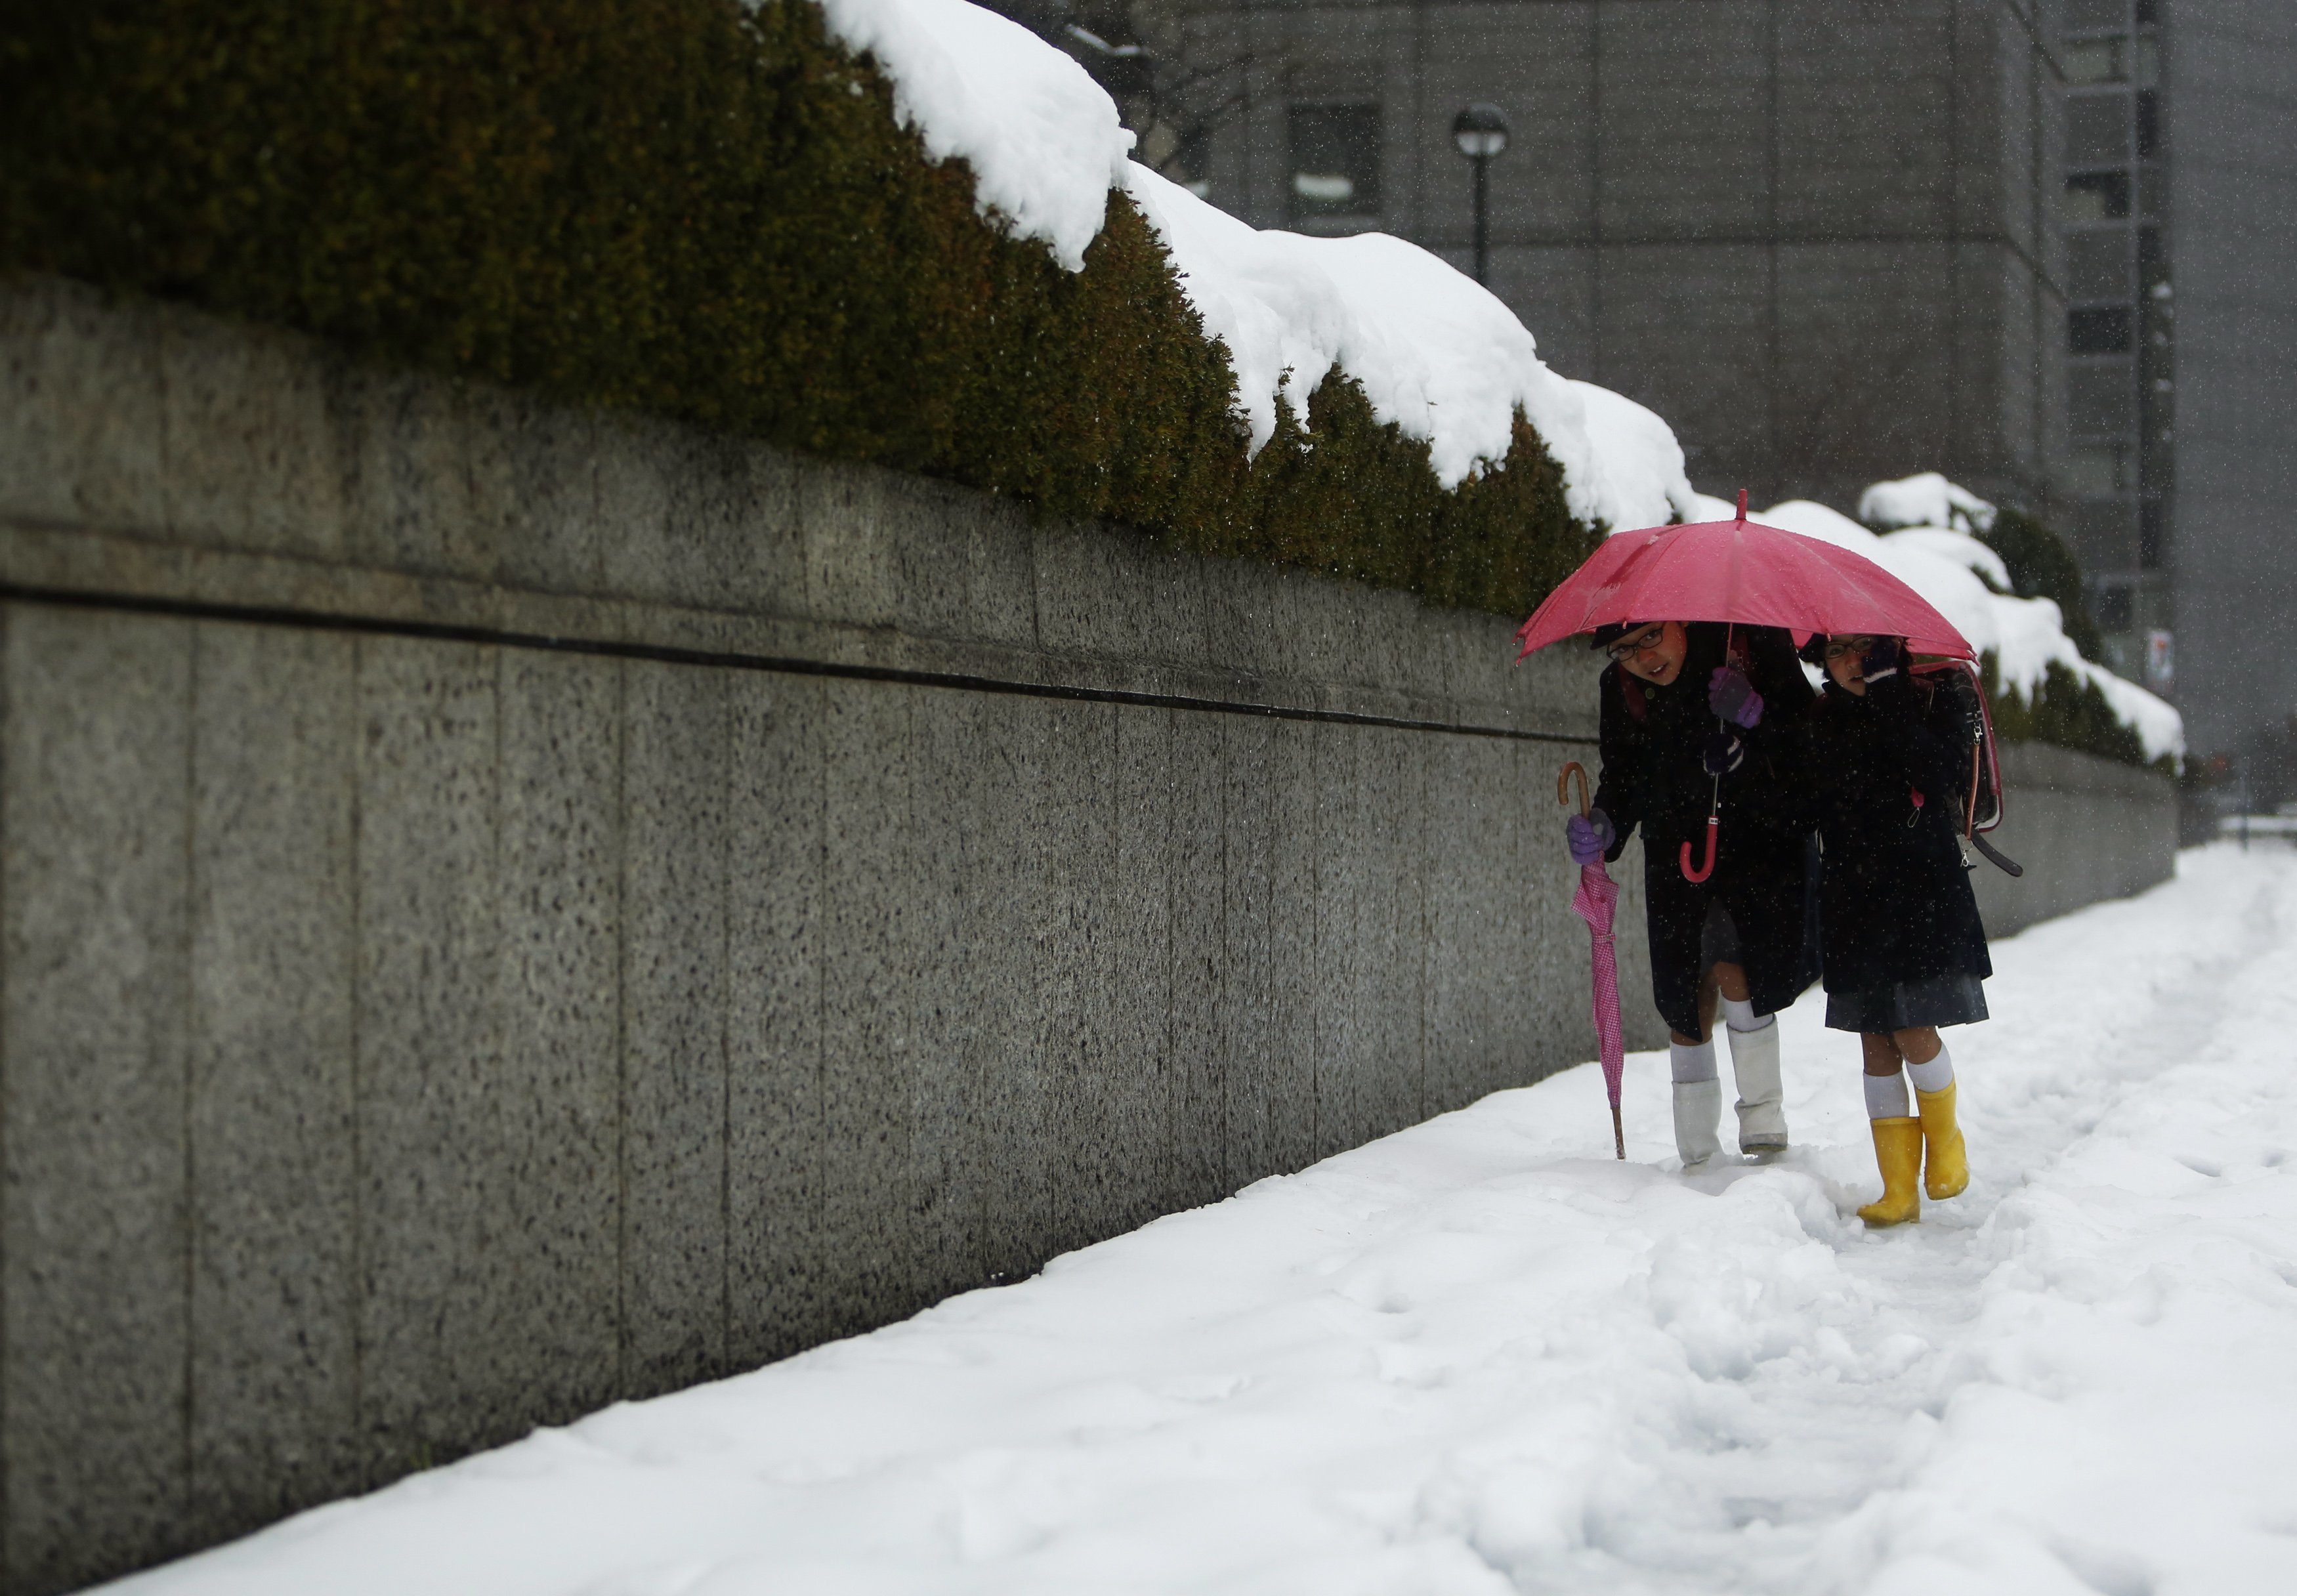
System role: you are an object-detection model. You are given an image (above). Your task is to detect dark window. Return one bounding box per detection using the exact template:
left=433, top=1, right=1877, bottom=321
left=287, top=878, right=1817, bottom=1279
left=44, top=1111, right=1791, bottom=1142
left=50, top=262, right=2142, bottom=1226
left=1288, top=104, right=1381, bottom=219
left=2139, top=164, right=2166, bottom=219
left=2096, top=583, right=2134, bottom=632
left=2135, top=90, right=2160, bottom=158
left=2064, top=171, right=2132, bottom=221
left=2136, top=0, right=2158, bottom=24
left=2071, top=306, right=2134, bottom=353
left=2067, top=94, right=2129, bottom=165
left=2068, top=0, right=2126, bottom=31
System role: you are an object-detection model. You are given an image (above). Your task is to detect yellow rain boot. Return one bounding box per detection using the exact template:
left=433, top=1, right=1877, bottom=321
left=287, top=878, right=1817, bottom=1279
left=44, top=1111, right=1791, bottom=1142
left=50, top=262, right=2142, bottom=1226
left=1916, top=1082, right=1968, bottom=1200
left=1857, top=1118, right=1924, bottom=1227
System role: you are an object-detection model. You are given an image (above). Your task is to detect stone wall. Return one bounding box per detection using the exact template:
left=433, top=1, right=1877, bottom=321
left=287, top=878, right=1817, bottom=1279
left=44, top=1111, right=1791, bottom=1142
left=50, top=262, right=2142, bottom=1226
left=1975, top=740, right=2178, bottom=937
left=0, top=278, right=2176, bottom=1593
left=0, top=277, right=1666, bottom=1593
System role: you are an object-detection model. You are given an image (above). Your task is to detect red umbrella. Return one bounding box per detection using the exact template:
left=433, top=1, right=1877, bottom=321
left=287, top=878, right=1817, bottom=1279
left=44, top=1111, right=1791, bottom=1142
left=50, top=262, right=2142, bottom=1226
left=1557, top=762, right=1626, bottom=1160
left=1513, top=492, right=1975, bottom=662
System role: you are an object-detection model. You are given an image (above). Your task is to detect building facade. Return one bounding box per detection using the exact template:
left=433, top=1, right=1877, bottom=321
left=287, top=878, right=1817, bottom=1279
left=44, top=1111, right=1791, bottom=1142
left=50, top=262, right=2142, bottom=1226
left=1153, top=0, right=2067, bottom=522
left=2055, top=0, right=2170, bottom=688
left=2160, top=0, right=2297, bottom=755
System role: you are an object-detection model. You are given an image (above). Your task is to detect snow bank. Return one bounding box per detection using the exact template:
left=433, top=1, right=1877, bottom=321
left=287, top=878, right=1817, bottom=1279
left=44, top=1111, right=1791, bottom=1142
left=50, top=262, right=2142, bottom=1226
left=1858, top=469, right=1999, bottom=536
left=1668, top=487, right=2183, bottom=763
left=814, top=0, right=1133, bottom=272
left=819, top=0, right=1696, bottom=526
left=107, top=850, right=2297, bottom=1595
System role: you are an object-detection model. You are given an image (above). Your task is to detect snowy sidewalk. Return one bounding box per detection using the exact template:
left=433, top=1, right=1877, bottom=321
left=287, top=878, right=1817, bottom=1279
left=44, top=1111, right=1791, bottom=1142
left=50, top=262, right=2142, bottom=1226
left=114, top=847, right=2297, bottom=1595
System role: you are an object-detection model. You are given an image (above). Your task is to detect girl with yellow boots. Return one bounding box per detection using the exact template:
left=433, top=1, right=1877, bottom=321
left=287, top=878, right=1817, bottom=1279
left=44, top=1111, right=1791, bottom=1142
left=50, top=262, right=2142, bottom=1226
left=1803, top=635, right=1989, bottom=1225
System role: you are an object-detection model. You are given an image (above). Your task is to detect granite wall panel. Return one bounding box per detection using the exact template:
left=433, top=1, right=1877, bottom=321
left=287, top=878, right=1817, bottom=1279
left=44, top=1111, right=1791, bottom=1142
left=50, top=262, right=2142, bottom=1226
left=1, top=608, right=194, bottom=1593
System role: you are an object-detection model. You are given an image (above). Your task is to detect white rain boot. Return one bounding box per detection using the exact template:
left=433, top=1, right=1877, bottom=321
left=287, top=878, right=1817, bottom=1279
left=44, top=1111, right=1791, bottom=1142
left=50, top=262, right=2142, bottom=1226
left=1672, top=1078, right=1723, bottom=1168
left=1726, top=1017, right=1788, bottom=1156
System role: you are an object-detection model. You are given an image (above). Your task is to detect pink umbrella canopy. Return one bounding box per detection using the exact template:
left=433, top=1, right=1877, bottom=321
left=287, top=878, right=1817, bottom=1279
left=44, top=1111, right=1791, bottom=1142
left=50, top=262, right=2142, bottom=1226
left=1515, top=495, right=1975, bottom=661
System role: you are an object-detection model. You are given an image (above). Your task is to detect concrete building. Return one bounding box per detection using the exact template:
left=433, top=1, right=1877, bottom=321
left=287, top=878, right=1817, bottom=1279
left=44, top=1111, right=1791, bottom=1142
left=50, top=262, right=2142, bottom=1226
left=2160, top=1, right=2297, bottom=755
left=1144, top=0, right=2067, bottom=524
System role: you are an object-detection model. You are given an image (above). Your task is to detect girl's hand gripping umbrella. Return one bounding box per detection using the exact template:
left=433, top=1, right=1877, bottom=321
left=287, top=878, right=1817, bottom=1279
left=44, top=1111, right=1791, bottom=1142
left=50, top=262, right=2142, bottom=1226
left=1557, top=761, right=1627, bottom=1158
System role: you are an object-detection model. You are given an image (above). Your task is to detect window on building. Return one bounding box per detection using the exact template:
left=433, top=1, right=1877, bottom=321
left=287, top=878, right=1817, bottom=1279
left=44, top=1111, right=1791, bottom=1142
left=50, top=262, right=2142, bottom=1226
left=2095, top=582, right=2135, bottom=633
left=2067, top=444, right=2126, bottom=499
left=2133, top=35, right=2160, bottom=88
left=2063, top=39, right=2124, bottom=84
left=2067, top=94, right=2130, bottom=165
left=2067, top=0, right=2126, bottom=31
left=2063, top=171, right=2132, bottom=221
left=1288, top=104, right=1381, bottom=219
left=2134, top=90, right=2160, bottom=158
left=2068, top=232, right=2130, bottom=299
left=2071, top=306, right=2134, bottom=354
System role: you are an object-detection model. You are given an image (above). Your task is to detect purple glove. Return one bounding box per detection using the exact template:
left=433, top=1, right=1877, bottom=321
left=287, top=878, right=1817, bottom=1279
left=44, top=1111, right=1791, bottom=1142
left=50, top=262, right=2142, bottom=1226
left=1566, top=808, right=1614, bottom=866
left=1708, top=665, right=1763, bottom=729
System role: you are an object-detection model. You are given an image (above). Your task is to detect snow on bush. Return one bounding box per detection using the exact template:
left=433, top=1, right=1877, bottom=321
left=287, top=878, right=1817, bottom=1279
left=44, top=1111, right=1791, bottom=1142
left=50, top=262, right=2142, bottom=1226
left=1686, top=483, right=2184, bottom=764
left=814, top=0, right=1697, bottom=531
left=812, top=0, right=1133, bottom=272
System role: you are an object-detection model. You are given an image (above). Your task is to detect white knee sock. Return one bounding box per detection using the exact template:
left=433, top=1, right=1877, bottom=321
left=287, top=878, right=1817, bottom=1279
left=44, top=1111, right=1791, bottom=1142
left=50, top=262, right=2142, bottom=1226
left=1864, top=1070, right=1911, bottom=1118
left=1719, top=996, right=1772, bottom=1034
left=1670, top=1038, right=1718, bottom=1084
left=1907, top=1045, right=1954, bottom=1095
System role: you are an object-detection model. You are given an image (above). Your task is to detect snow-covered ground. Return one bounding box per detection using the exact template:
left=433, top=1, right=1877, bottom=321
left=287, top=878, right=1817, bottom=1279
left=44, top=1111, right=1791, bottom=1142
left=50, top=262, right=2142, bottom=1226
left=114, top=845, right=2297, bottom=1595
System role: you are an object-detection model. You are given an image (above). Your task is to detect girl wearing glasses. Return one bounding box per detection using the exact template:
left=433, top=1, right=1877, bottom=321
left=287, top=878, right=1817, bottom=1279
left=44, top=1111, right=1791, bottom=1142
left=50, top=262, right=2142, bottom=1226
left=1572, top=619, right=1819, bottom=1168
left=1804, top=634, right=1987, bottom=1226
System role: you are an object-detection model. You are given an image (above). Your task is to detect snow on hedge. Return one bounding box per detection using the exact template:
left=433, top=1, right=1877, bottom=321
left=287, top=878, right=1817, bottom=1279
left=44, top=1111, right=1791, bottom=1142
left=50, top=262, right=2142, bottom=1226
left=1685, top=480, right=2184, bottom=764
left=813, top=0, right=1133, bottom=272
left=814, top=0, right=1697, bottom=530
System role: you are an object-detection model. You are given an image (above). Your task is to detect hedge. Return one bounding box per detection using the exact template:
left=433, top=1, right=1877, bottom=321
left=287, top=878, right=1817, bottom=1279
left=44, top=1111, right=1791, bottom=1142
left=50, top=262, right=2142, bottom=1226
left=1979, top=507, right=2105, bottom=661
left=1981, top=655, right=2172, bottom=775
left=0, top=0, right=1596, bottom=616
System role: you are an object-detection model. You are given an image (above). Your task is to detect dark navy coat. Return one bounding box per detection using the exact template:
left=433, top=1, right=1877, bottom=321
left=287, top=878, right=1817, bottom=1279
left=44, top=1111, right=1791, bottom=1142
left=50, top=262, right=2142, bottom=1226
left=1591, top=622, right=1819, bottom=1036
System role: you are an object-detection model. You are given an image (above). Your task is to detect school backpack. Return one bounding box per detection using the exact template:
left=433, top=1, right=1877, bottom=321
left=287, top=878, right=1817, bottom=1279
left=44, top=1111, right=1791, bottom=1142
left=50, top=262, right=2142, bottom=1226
left=1910, top=659, right=2023, bottom=877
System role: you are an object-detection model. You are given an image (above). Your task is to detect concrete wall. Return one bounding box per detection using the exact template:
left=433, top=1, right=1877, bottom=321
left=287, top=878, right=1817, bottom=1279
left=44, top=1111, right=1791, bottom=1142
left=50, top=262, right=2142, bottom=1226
left=1173, top=0, right=2065, bottom=515
left=0, top=276, right=1674, bottom=1593
left=0, top=276, right=2176, bottom=1591
left=1973, top=739, right=2178, bottom=934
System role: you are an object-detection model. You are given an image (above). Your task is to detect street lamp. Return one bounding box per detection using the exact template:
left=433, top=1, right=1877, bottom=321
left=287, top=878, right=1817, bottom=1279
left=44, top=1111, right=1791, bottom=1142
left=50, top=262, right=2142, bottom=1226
left=1450, top=103, right=1511, bottom=287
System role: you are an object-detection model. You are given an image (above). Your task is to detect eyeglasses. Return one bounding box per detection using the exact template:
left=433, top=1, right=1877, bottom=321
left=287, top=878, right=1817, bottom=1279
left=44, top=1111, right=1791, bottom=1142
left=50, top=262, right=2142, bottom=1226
left=1605, top=625, right=1668, bottom=663
left=1822, top=636, right=1877, bottom=661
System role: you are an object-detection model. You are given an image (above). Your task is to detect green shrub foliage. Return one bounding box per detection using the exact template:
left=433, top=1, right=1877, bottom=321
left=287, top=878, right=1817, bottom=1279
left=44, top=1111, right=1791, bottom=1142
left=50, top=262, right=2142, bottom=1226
left=1979, top=507, right=2105, bottom=661
left=1981, top=654, right=2168, bottom=773
left=0, top=0, right=1595, bottom=615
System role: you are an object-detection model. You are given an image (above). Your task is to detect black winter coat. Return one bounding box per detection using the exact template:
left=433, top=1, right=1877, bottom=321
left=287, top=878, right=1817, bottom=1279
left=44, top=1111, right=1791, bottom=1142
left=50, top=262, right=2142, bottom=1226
left=1592, top=623, right=1819, bottom=1036
left=1804, top=670, right=1993, bottom=998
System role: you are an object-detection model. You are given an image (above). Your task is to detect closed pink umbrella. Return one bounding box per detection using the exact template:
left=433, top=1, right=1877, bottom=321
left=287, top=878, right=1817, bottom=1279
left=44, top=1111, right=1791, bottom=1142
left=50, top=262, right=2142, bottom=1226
left=1557, top=762, right=1626, bottom=1159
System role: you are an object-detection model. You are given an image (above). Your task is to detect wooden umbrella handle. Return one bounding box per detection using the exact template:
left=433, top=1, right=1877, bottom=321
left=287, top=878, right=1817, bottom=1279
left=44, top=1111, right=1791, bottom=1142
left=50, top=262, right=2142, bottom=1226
left=1557, top=761, right=1591, bottom=816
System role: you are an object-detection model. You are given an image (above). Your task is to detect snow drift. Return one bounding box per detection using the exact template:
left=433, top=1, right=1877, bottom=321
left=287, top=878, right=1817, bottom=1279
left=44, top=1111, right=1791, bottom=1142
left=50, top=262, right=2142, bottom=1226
left=811, top=0, right=1697, bottom=530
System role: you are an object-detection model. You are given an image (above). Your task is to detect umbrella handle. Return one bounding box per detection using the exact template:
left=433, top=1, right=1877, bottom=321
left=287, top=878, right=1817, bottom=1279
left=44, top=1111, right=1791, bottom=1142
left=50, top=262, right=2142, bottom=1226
left=1613, top=1102, right=1625, bottom=1160
left=1557, top=761, right=1591, bottom=816
left=1679, top=816, right=1719, bottom=883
